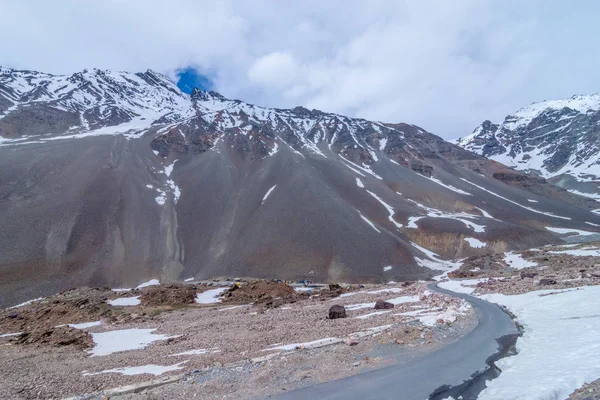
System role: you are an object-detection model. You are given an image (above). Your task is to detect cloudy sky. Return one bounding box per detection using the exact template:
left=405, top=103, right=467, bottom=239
left=1, top=0, right=599, bottom=138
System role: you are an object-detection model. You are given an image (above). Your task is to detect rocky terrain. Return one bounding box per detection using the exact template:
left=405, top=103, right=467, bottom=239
left=1, top=67, right=600, bottom=307
left=454, top=94, right=600, bottom=200
left=447, top=242, right=600, bottom=295
left=0, top=280, right=474, bottom=399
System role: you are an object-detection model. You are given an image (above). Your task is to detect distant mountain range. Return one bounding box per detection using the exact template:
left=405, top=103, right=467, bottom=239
left=454, top=94, right=600, bottom=200
left=1, top=66, right=599, bottom=307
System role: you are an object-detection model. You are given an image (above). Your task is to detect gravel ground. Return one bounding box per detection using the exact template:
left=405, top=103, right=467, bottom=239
left=0, top=282, right=475, bottom=400
left=569, top=378, right=600, bottom=400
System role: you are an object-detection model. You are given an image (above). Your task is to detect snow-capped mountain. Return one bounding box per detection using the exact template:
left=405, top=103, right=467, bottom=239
left=454, top=94, right=600, bottom=200
left=1, top=67, right=599, bottom=307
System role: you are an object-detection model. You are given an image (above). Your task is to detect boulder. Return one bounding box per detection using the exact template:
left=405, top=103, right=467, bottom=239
left=520, top=271, right=538, bottom=279
left=537, top=278, right=557, bottom=286
left=328, top=305, right=347, bottom=319
left=374, top=300, right=394, bottom=310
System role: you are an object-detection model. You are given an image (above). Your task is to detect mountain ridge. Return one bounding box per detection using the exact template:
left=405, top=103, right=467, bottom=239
left=1, top=66, right=599, bottom=307
left=454, top=93, right=600, bottom=200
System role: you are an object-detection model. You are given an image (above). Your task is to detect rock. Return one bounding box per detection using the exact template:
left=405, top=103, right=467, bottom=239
left=345, top=339, right=358, bottom=346
left=520, top=271, right=538, bottom=279
left=328, top=305, right=346, bottom=319
left=374, top=300, right=394, bottom=310
left=538, top=278, right=557, bottom=286
left=7, top=311, right=19, bottom=319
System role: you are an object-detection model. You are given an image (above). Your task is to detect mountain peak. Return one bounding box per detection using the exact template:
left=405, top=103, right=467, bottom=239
left=190, top=87, right=226, bottom=102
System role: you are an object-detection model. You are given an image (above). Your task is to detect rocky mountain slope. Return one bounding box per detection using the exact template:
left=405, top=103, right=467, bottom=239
left=1, top=67, right=599, bottom=307
left=454, top=94, right=600, bottom=199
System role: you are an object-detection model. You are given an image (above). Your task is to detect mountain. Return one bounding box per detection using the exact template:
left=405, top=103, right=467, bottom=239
left=454, top=94, right=600, bottom=200
left=1, top=67, right=599, bottom=307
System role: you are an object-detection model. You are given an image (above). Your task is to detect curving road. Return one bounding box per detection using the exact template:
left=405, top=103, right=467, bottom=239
left=273, top=284, right=519, bottom=400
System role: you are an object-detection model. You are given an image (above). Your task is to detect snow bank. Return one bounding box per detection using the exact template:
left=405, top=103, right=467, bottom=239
left=464, top=237, right=486, bottom=248
left=89, top=328, right=178, bottom=356
left=68, top=321, right=102, bottom=330
left=263, top=337, right=343, bottom=351
left=84, top=361, right=187, bottom=376
left=504, top=252, right=537, bottom=270
left=136, top=279, right=160, bottom=288
left=195, top=287, right=228, bottom=304
left=478, top=286, right=600, bottom=400
left=549, top=247, right=600, bottom=257
left=545, top=226, right=598, bottom=236
left=107, top=296, right=141, bottom=306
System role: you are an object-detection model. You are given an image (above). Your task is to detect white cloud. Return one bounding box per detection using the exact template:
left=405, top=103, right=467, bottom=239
left=1, top=0, right=599, bottom=138
left=248, top=52, right=298, bottom=88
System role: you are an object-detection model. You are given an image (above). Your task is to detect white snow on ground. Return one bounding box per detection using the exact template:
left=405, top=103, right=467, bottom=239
left=464, top=237, right=486, bottom=248
left=586, top=221, right=600, bottom=227
left=263, top=337, right=343, bottom=351
left=219, top=304, right=252, bottom=311
left=408, top=200, right=486, bottom=233
left=354, top=311, right=392, bottom=319
left=413, top=302, right=471, bottom=327
left=478, top=286, right=600, bottom=400
left=164, top=161, right=177, bottom=177
left=155, top=191, right=167, bottom=205
left=358, top=213, right=381, bottom=233
left=170, top=348, right=220, bottom=356
left=136, top=279, right=160, bottom=289
left=427, top=176, right=472, bottom=196
left=88, top=328, right=179, bottom=357
left=356, top=178, right=364, bottom=188
left=549, top=247, right=600, bottom=257
left=195, top=287, right=228, bottom=304
left=294, top=287, right=314, bottom=292
left=504, top=252, right=538, bottom=270
left=112, top=288, right=131, bottom=292
left=383, top=266, right=393, bottom=272
left=83, top=361, right=188, bottom=376
left=475, top=207, right=495, bottom=219
left=68, top=321, right=102, bottom=330
left=567, top=188, right=600, bottom=200
left=378, top=137, right=388, bottom=151
left=10, top=297, right=45, bottom=309
left=407, top=216, right=424, bottom=228
left=261, top=185, right=277, bottom=204
left=438, top=278, right=490, bottom=294
left=0, top=332, right=23, bottom=338
left=545, top=226, right=598, bottom=236
left=527, top=199, right=538, bottom=203
left=339, top=287, right=403, bottom=298
left=184, top=277, right=194, bottom=282
left=412, top=242, right=463, bottom=273
left=459, top=178, right=571, bottom=220
left=366, top=190, right=403, bottom=229
left=107, top=296, right=141, bottom=306
left=345, top=295, right=420, bottom=311
left=366, top=288, right=403, bottom=295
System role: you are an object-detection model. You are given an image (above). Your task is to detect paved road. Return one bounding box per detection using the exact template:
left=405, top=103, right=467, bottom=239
left=273, top=284, right=519, bottom=400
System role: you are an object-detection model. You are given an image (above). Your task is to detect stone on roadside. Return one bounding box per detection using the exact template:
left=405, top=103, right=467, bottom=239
left=328, top=305, right=346, bottom=319
left=374, top=300, right=394, bottom=310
